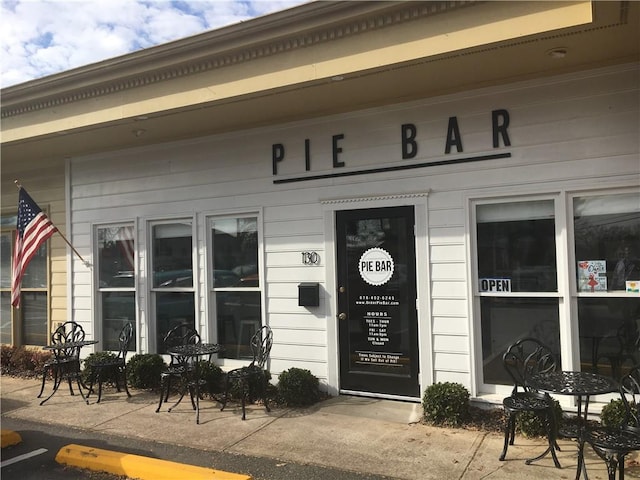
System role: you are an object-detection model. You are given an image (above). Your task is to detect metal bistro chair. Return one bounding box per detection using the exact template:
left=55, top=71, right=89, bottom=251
left=578, top=366, right=640, bottom=480
left=220, top=325, right=273, bottom=420
left=499, top=337, right=561, bottom=468
left=155, top=323, right=201, bottom=413
left=86, top=322, right=134, bottom=403
left=38, top=321, right=86, bottom=401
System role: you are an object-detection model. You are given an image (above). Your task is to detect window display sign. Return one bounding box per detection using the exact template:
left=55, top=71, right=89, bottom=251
left=479, top=278, right=511, bottom=292
left=577, top=260, right=607, bottom=292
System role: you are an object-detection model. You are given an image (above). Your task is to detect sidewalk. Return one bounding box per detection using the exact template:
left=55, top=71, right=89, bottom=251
left=1, top=375, right=634, bottom=480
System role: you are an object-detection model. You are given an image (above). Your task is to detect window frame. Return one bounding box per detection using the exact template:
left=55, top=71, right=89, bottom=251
left=94, top=222, right=137, bottom=352
left=470, top=193, right=565, bottom=396
left=148, top=217, right=197, bottom=353
left=206, top=211, right=264, bottom=366
left=1, top=210, right=52, bottom=347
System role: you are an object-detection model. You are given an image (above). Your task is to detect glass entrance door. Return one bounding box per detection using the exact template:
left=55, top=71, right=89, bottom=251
left=336, top=206, right=420, bottom=397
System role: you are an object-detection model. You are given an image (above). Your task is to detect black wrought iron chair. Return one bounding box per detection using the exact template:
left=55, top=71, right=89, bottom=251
left=155, top=323, right=201, bottom=413
left=577, top=367, right=640, bottom=480
left=38, top=321, right=85, bottom=400
left=220, top=325, right=273, bottom=420
left=499, top=337, right=561, bottom=467
left=86, top=322, right=134, bottom=403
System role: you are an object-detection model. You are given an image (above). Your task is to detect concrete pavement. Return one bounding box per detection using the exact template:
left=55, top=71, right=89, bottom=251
left=1, top=375, right=637, bottom=479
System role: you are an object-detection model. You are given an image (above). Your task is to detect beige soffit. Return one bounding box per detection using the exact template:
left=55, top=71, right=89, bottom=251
left=1, top=0, right=595, bottom=143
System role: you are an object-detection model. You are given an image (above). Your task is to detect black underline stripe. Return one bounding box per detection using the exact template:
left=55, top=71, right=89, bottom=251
left=273, top=152, right=512, bottom=184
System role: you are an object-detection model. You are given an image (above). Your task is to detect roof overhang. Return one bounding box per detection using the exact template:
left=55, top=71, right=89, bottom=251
left=1, top=1, right=638, bottom=163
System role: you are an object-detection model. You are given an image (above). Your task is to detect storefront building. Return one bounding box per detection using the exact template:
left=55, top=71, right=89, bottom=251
left=2, top=1, right=639, bottom=406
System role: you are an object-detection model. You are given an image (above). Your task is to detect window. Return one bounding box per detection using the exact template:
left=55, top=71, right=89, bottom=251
left=97, top=225, right=136, bottom=351
left=0, top=214, right=50, bottom=346
left=573, top=192, right=640, bottom=377
left=152, top=221, right=194, bottom=352
left=210, top=216, right=261, bottom=359
left=475, top=200, right=561, bottom=386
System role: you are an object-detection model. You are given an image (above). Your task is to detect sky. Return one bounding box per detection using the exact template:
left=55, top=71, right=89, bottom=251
left=0, top=0, right=308, bottom=88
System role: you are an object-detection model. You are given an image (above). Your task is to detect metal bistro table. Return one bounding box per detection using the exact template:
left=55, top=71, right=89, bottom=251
left=527, top=371, right=618, bottom=478
left=166, top=343, right=223, bottom=424
left=41, top=340, right=98, bottom=405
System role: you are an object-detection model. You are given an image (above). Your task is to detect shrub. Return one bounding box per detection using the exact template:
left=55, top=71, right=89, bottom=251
left=516, top=399, right=563, bottom=438
left=30, top=349, right=53, bottom=374
left=197, top=360, right=225, bottom=396
left=422, top=382, right=470, bottom=426
left=1, top=345, right=16, bottom=373
left=600, top=399, right=628, bottom=428
left=9, top=346, right=37, bottom=372
left=82, top=351, right=118, bottom=384
left=277, top=367, right=320, bottom=407
left=127, top=354, right=165, bottom=389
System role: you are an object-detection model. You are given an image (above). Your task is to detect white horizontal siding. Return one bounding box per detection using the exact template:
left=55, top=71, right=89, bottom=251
left=68, top=64, right=639, bottom=396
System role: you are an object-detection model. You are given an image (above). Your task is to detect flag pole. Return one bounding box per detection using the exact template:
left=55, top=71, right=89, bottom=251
left=14, top=180, right=92, bottom=267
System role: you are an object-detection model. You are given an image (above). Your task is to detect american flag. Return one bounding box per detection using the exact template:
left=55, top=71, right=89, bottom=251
left=11, top=188, right=58, bottom=308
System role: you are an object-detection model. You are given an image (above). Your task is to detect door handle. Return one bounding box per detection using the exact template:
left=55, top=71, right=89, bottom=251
left=338, top=312, right=347, bottom=320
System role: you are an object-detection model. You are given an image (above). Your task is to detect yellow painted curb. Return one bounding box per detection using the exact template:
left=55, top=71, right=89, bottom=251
left=1, top=430, right=22, bottom=448
left=55, top=443, right=252, bottom=480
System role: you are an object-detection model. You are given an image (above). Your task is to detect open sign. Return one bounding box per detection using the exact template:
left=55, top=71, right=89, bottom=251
left=479, top=278, right=511, bottom=292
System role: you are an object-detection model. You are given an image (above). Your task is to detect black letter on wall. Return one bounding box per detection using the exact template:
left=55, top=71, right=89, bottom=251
left=492, top=109, right=511, bottom=147
left=401, top=123, right=418, bottom=159
left=445, top=117, right=463, bottom=154
left=272, top=143, right=285, bottom=175
left=333, top=134, right=345, bottom=168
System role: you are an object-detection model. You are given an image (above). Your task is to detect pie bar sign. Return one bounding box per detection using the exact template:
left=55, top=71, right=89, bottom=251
left=577, top=260, right=607, bottom=292
left=359, top=248, right=394, bottom=286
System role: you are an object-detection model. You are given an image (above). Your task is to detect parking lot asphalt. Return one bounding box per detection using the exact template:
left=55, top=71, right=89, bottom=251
left=2, top=375, right=638, bottom=479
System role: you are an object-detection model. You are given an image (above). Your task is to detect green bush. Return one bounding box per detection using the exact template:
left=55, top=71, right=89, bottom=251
left=82, top=351, right=118, bottom=384
left=127, top=354, right=165, bottom=389
left=601, top=399, right=628, bottom=428
left=516, top=399, right=563, bottom=438
left=422, top=382, right=470, bottom=426
left=197, top=360, right=225, bottom=396
left=277, top=367, right=320, bottom=407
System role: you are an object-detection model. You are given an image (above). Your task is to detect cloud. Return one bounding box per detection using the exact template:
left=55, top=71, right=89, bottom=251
left=0, top=0, right=307, bottom=88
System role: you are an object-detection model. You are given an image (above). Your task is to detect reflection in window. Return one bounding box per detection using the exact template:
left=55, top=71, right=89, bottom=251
left=211, top=216, right=261, bottom=359
left=477, top=201, right=557, bottom=292
left=475, top=200, right=560, bottom=386
left=21, top=292, right=48, bottom=345
left=481, top=297, right=560, bottom=385
left=0, top=225, right=50, bottom=346
left=152, top=221, right=194, bottom=351
left=574, top=193, right=640, bottom=377
left=97, top=225, right=136, bottom=351
left=153, top=223, right=193, bottom=288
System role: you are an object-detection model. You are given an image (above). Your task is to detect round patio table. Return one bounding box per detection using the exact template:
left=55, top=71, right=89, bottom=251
left=527, top=371, right=618, bottom=479
left=166, top=343, right=223, bottom=424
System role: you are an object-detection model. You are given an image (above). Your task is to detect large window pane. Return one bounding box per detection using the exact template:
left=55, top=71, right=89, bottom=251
left=578, top=298, right=639, bottom=377
left=153, top=223, right=193, bottom=288
left=102, top=292, right=136, bottom=351
left=216, top=291, right=261, bottom=359
left=98, top=226, right=135, bottom=288
left=574, top=193, right=640, bottom=292
left=1, top=292, right=11, bottom=344
left=212, top=218, right=258, bottom=287
left=1, top=234, right=11, bottom=289
left=477, top=200, right=557, bottom=292
left=574, top=193, right=640, bottom=377
left=156, top=292, right=195, bottom=353
left=481, top=297, right=560, bottom=385
left=21, top=292, right=48, bottom=345
left=211, top=215, right=261, bottom=360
